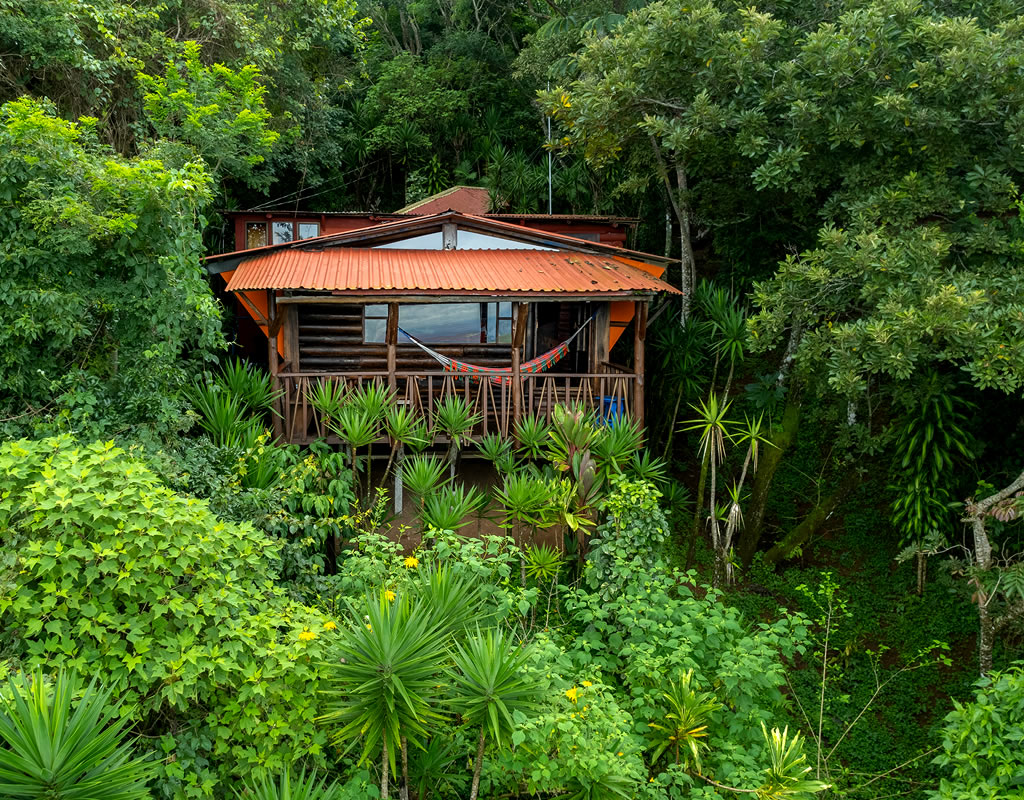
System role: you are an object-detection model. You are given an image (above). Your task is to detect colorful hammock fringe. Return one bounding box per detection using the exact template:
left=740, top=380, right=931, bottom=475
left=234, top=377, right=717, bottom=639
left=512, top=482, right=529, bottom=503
left=398, top=317, right=592, bottom=385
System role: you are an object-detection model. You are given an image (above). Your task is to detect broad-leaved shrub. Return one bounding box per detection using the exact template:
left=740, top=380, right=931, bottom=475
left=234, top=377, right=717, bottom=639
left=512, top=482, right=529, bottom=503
left=0, top=437, right=337, bottom=799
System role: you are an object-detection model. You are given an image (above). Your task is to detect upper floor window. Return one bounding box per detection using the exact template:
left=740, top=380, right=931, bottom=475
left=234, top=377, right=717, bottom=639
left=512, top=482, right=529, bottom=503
left=243, top=220, right=320, bottom=249
left=246, top=222, right=268, bottom=249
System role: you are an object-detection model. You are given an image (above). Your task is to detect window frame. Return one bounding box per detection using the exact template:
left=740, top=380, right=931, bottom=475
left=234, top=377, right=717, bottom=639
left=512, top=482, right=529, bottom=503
left=362, top=302, right=517, bottom=346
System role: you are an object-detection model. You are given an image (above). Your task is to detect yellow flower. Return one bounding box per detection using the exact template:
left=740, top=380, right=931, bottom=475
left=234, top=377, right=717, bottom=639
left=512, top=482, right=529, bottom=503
left=581, top=680, right=593, bottom=688
left=404, top=556, right=419, bottom=568
left=323, top=621, right=337, bottom=631
left=617, top=752, right=624, bottom=757
left=385, top=589, right=396, bottom=602
left=298, top=630, right=317, bottom=642
left=565, top=686, right=579, bottom=704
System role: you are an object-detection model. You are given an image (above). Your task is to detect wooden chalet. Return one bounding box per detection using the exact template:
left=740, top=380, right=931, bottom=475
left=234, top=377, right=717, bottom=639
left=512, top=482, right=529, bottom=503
left=206, top=207, right=679, bottom=445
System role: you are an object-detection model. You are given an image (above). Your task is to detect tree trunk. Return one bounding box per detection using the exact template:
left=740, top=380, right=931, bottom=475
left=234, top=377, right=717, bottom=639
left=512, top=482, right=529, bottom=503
left=686, top=450, right=709, bottom=568
left=394, top=445, right=405, bottom=515
left=763, top=471, right=861, bottom=565
left=738, top=394, right=802, bottom=567
left=649, top=135, right=693, bottom=321
left=916, top=550, right=927, bottom=596
left=469, top=728, right=487, bottom=800
left=978, top=592, right=995, bottom=676
left=400, top=736, right=410, bottom=800
left=381, top=737, right=390, bottom=800
left=965, top=466, right=1024, bottom=674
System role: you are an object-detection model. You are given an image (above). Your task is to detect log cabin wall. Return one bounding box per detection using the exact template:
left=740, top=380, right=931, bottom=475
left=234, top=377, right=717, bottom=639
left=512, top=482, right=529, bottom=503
left=291, top=303, right=553, bottom=374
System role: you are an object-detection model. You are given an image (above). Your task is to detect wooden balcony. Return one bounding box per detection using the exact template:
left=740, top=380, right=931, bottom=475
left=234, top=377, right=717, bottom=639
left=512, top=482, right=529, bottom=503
left=275, top=369, right=640, bottom=445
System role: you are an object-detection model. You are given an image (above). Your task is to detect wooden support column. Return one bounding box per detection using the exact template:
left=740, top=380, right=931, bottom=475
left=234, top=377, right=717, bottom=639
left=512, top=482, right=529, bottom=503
left=267, top=292, right=283, bottom=439
left=634, top=300, right=648, bottom=427
left=512, top=302, right=528, bottom=424
left=280, top=305, right=303, bottom=438
left=590, top=302, right=611, bottom=373
left=386, top=302, right=399, bottom=390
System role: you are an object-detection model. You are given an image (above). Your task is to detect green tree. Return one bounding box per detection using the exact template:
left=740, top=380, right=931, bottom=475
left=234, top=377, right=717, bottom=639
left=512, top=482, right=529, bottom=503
left=320, top=590, right=448, bottom=800
left=450, top=627, right=542, bottom=800
left=137, top=41, right=281, bottom=191
left=0, top=98, right=222, bottom=438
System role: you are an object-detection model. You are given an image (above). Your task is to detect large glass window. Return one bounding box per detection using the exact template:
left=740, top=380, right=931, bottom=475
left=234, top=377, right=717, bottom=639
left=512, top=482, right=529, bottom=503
left=364, top=305, right=389, bottom=344
left=364, top=303, right=515, bottom=344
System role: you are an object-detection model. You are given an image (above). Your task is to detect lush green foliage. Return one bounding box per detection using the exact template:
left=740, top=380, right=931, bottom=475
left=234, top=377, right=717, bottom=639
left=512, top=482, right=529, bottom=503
left=0, top=98, right=221, bottom=438
left=931, top=662, right=1024, bottom=799
left=0, top=438, right=334, bottom=799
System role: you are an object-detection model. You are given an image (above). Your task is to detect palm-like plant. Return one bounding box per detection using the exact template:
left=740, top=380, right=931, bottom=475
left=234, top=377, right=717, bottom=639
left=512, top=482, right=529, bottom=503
left=384, top=404, right=431, bottom=513
left=450, top=628, right=542, bottom=800
left=234, top=766, right=341, bottom=800
left=524, top=544, right=564, bottom=584
left=592, top=417, right=644, bottom=481
left=718, top=413, right=770, bottom=584
left=186, top=382, right=264, bottom=448
left=403, top=455, right=449, bottom=523
left=434, top=395, right=481, bottom=480
left=350, top=382, right=395, bottom=421
left=494, top=472, right=557, bottom=584
left=331, top=403, right=381, bottom=501
left=698, top=283, right=747, bottom=396
left=320, top=591, right=448, bottom=800
left=219, top=358, right=283, bottom=417
left=309, top=378, right=348, bottom=434
left=420, top=484, right=486, bottom=533
left=476, top=433, right=514, bottom=467
left=681, top=393, right=737, bottom=583
left=411, top=563, right=486, bottom=637
left=647, top=670, right=720, bottom=771
left=513, top=414, right=551, bottom=463
left=629, top=450, right=668, bottom=486
left=756, top=724, right=830, bottom=799
left=0, top=670, right=155, bottom=800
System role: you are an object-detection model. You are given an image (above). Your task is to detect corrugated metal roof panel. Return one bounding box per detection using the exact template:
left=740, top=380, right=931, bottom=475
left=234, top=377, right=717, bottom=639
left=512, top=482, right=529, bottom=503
left=225, top=248, right=679, bottom=295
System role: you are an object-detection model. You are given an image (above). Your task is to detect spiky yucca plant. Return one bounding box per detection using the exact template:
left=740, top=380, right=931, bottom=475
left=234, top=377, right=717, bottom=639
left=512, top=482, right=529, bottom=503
left=234, top=766, right=341, bottom=800
left=0, top=670, right=154, bottom=800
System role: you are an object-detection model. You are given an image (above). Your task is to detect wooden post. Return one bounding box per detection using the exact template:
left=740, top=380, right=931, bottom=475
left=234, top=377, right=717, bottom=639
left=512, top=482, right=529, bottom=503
left=267, top=292, right=284, bottom=439
left=386, top=302, right=399, bottom=390
left=512, top=302, right=528, bottom=424
left=633, top=300, right=647, bottom=428
left=281, top=305, right=303, bottom=439
left=590, top=302, right=611, bottom=373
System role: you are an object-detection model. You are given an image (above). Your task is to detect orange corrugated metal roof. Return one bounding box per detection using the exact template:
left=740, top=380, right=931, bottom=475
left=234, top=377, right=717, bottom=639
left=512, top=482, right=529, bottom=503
left=225, top=248, right=679, bottom=295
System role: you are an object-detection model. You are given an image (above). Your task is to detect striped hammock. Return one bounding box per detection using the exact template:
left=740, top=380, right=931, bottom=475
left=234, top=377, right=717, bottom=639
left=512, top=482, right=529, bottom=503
left=399, top=316, right=592, bottom=384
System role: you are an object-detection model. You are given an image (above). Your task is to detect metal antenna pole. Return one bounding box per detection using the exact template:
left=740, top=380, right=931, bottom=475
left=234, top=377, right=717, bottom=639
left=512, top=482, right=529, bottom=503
left=547, top=82, right=553, bottom=215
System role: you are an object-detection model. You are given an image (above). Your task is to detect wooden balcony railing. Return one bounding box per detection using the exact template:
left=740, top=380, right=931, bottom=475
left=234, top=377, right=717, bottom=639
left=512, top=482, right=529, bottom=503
left=274, top=371, right=639, bottom=445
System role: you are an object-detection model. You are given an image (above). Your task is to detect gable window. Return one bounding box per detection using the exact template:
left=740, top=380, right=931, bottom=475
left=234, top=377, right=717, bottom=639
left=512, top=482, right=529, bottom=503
left=365, top=303, right=514, bottom=344
left=246, top=222, right=268, bottom=249
left=272, top=221, right=295, bottom=244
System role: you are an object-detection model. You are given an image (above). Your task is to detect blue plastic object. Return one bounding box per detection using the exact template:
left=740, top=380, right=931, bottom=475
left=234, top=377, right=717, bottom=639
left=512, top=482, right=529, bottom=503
left=601, top=396, right=623, bottom=423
